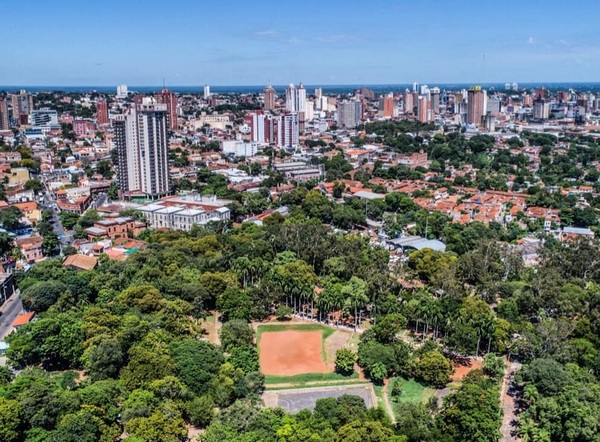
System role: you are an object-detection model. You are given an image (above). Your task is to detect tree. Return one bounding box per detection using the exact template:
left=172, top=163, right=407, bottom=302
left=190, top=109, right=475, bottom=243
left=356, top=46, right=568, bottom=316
left=0, top=398, right=22, bottom=442
left=228, top=345, right=259, bottom=373
left=482, top=354, right=505, bottom=380
left=217, top=287, right=253, bottom=321
left=42, top=232, right=60, bottom=256
left=220, top=319, right=255, bottom=352
left=83, top=337, right=124, bottom=381
left=125, top=407, right=187, bottom=442
left=171, top=339, right=224, bottom=396
left=414, top=351, right=453, bottom=388
left=335, top=348, right=356, bottom=375
left=53, top=410, right=101, bottom=442
left=373, top=313, right=407, bottom=344
left=0, top=206, right=22, bottom=231
left=24, top=179, right=44, bottom=193
left=59, top=212, right=80, bottom=230
left=20, top=280, right=67, bottom=311
left=188, top=395, right=215, bottom=428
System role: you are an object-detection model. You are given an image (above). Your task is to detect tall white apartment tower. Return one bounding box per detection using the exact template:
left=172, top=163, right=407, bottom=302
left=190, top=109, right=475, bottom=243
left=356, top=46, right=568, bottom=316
left=285, top=83, right=307, bottom=113
left=285, top=83, right=297, bottom=112
left=204, top=84, right=211, bottom=99
left=114, top=97, right=171, bottom=199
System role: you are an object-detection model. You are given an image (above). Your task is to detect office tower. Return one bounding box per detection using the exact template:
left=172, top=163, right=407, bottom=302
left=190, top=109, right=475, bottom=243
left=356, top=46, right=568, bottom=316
left=114, top=97, right=171, bottom=198
left=413, top=82, right=419, bottom=93
left=403, top=90, right=414, bottom=114
left=467, top=86, right=485, bottom=125
left=315, top=88, right=323, bottom=98
left=533, top=99, right=550, bottom=119
left=96, top=98, right=109, bottom=125
left=277, top=113, right=299, bottom=149
left=204, top=84, right=211, bottom=99
left=285, top=83, right=306, bottom=112
left=337, top=100, right=362, bottom=129
left=487, top=98, right=501, bottom=114
left=0, top=98, right=9, bottom=130
left=379, top=94, right=394, bottom=117
left=157, top=88, right=178, bottom=131
left=264, top=85, right=276, bottom=111
left=417, top=97, right=431, bottom=123
left=117, top=84, right=128, bottom=98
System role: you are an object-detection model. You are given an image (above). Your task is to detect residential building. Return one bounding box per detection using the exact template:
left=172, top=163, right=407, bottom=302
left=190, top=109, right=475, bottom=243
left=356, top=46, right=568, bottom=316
left=204, top=84, right=211, bottom=99
left=114, top=98, right=171, bottom=198
left=379, top=94, right=394, bottom=117
left=222, top=140, right=259, bottom=157
left=73, top=119, right=87, bottom=137
left=277, top=113, right=299, bottom=149
left=0, top=97, right=9, bottom=130
left=430, top=87, right=440, bottom=114
left=116, top=84, right=128, bottom=98
left=264, top=85, right=276, bottom=111
left=285, top=83, right=306, bottom=113
left=337, top=100, right=361, bottom=129
left=157, top=88, right=178, bottom=131
left=11, top=90, right=33, bottom=120
left=96, top=98, right=109, bottom=125
left=417, top=97, right=431, bottom=123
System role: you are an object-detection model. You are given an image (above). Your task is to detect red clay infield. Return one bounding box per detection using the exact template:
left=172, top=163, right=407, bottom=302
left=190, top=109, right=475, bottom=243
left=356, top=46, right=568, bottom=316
left=260, top=330, right=328, bottom=376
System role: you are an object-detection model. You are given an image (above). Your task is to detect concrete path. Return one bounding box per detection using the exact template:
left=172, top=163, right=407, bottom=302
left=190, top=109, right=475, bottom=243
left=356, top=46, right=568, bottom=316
left=500, top=360, right=522, bottom=442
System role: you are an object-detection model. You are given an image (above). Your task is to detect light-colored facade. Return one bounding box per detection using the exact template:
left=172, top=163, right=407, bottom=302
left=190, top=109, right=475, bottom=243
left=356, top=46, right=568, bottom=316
left=337, top=100, right=361, bottom=128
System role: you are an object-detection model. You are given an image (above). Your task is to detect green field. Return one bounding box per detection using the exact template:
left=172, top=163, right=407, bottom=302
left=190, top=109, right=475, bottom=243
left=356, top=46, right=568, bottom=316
left=389, top=378, right=434, bottom=405
left=265, top=371, right=359, bottom=385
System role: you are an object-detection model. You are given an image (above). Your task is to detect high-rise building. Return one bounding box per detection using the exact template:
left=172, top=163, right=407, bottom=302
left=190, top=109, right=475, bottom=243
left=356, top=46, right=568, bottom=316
left=417, top=97, right=432, bottom=123
left=157, top=88, right=178, bottom=131
left=277, top=113, right=299, bottom=149
left=251, top=113, right=270, bottom=143
left=114, top=97, right=171, bottom=198
left=337, top=100, right=362, bottom=129
left=0, top=98, right=9, bottom=130
left=285, top=83, right=306, bottom=112
left=467, top=86, right=485, bottom=126
left=11, top=90, right=33, bottom=121
left=264, top=85, right=276, bottom=111
left=96, top=98, right=109, bottom=125
left=430, top=87, right=440, bottom=114
left=204, top=84, right=211, bottom=99
left=412, top=82, right=419, bottom=93
left=533, top=99, right=550, bottom=120
left=359, top=87, right=375, bottom=100
left=403, top=90, right=414, bottom=114
left=379, top=94, right=394, bottom=117
left=117, top=84, right=128, bottom=98
left=315, top=88, right=323, bottom=98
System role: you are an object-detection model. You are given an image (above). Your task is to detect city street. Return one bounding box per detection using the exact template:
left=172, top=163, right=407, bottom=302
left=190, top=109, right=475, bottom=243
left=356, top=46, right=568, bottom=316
left=0, top=293, right=23, bottom=340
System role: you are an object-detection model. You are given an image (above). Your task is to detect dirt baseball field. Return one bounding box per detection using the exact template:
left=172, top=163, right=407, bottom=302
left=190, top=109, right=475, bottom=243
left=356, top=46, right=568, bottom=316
left=260, top=330, right=328, bottom=376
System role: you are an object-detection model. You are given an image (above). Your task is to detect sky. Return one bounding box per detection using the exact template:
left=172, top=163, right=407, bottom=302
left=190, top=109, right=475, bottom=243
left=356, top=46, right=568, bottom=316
left=2, top=0, right=600, bottom=86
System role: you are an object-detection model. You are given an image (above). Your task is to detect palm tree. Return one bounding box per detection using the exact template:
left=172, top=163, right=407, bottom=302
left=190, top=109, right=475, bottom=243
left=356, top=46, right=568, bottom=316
left=484, top=317, right=496, bottom=354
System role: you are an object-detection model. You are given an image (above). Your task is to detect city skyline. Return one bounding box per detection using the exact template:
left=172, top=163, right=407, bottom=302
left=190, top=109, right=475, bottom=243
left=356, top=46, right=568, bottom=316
left=3, top=0, right=600, bottom=86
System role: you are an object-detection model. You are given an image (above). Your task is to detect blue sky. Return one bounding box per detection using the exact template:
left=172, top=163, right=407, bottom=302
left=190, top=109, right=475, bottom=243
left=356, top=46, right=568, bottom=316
left=2, top=0, right=599, bottom=86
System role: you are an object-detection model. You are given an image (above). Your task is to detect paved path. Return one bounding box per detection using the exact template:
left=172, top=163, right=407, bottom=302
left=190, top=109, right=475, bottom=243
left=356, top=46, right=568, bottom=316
left=500, top=360, right=522, bottom=442
left=263, top=384, right=376, bottom=413
left=382, top=380, right=396, bottom=424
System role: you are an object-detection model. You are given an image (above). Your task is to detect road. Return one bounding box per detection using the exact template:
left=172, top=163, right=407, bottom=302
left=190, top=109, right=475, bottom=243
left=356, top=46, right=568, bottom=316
left=0, top=293, right=23, bottom=340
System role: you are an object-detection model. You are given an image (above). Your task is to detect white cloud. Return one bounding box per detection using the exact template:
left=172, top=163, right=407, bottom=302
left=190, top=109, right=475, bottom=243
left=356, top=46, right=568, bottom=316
left=254, top=30, right=279, bottom=37
left=527, top=36, right=536, bottom=44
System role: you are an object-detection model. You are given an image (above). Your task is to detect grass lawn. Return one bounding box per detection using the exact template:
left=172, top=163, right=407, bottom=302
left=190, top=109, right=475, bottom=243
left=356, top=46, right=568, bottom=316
left=389, top=378, right=434, bottom=405
left=265, top=371, right=359, bottom=385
